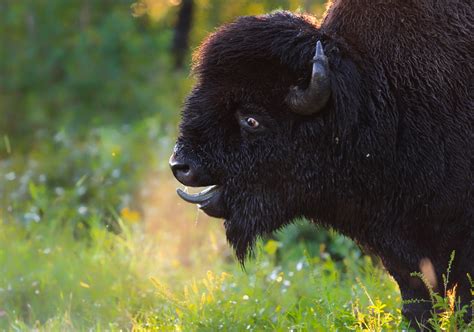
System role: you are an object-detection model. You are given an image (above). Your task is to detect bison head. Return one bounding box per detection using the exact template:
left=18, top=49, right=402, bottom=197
left=170, top=12, right=357, bottom=262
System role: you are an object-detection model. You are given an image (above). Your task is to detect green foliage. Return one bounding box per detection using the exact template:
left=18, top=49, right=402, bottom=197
left=275, top=219, right=362, bottom=262
left=0, top=219, right=154, bottom=330
left=0, top=121, right=167, bottom=230
left=349, top=278, right=401, bottom=331
left=132, top=242, right=402, bottom=331
left=0, top=0, right=188, bottom=148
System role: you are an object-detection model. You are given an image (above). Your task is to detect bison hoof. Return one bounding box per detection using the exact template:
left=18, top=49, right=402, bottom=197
left=402, top=303, right=433, bottom=331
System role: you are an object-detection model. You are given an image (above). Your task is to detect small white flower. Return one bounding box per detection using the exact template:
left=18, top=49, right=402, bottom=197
left=296, top=261, right=304, bottom=271
left=5, top=172, right=16, bottom=181
left=76, top=186, right=86, bottom=196
left=78, top=206, right=88, bottom=215
left=55, top=187, right=65, bottom=196
left=112, top=169, right=121, bottom=178
left=24, top=212, right=41, bottom=223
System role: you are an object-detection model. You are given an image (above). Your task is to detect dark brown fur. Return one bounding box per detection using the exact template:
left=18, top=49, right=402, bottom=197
left=174, top=1, right=474, bottom=328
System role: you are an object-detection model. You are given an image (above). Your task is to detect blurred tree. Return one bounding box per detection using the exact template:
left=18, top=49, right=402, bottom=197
left=132, top=0, right=327, bottom=70
left=0, top=0, right=184, bottom=149
left=171, top=0, right=194, bottom=69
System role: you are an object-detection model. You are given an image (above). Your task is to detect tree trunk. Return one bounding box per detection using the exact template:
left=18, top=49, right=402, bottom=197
left=171, top=0, right=194, bottom=70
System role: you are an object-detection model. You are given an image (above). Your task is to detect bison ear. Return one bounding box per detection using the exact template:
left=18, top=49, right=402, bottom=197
left=286, top=41, right=331, bottom=115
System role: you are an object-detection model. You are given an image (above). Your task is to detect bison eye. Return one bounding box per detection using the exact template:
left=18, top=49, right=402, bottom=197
left=237, top=113, right=265, bottom=133
left=246, top=117, right=259, bottom=128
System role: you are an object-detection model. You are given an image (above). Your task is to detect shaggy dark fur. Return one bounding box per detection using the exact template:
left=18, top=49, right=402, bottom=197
left=173, top=0, right=473, bottom=327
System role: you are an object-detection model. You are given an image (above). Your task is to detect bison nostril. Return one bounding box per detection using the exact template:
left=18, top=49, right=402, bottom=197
left=169, top=152, right=213, bottom=187
left=169, top=153, right=195, bottom=183
left=174, top=163, right=190, bottom=174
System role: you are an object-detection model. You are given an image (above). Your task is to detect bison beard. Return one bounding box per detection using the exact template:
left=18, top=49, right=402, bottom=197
left=170, top=0, right=473, bottom=328
left=224, top=191, right=281, bottom=264
left=224, top=185, right=302, bottom=263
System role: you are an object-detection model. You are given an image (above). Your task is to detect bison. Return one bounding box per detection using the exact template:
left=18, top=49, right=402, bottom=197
left=169, top=0, right=473, bottom=327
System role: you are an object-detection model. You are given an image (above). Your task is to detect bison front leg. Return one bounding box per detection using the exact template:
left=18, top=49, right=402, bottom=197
left=383, top=250, right=473, bottom=330
left=379, top=254, right=435, bottom=329
left=395, top=275, right=434, bottom=330
left=400, top=276, right=473, bottom=330
left=399, top=287, right=433, bottom=330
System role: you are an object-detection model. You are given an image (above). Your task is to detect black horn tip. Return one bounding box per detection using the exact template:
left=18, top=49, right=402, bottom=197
left=286, top=39, right=331, bottom=115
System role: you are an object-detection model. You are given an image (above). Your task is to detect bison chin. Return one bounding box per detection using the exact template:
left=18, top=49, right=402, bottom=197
left=223, top=189, right=298, bottom=264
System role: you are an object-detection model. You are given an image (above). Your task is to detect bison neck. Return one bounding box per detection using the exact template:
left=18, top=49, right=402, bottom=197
left=317, top=0, right=472, bottom=246
left=313, top=1, right=473, bottom=323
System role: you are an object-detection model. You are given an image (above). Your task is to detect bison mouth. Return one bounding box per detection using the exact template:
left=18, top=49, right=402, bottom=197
left=176, top=185, right=227, bottom=218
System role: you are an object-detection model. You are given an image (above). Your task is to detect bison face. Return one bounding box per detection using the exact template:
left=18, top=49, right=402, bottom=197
left=169, top=13, right=333, bottom=261
left=171, top=82, right=332, bottom=261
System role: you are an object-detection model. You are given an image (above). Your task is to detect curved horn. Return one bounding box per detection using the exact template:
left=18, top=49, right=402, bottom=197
left=286, top=41, right=331, bottom=115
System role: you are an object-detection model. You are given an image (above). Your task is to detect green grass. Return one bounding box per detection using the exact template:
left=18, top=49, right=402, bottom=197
left=0, top=216, right=404, bottom=331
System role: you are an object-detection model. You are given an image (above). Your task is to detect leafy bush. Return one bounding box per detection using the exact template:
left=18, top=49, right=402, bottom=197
left=0, top=0, right=187, bottom=147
